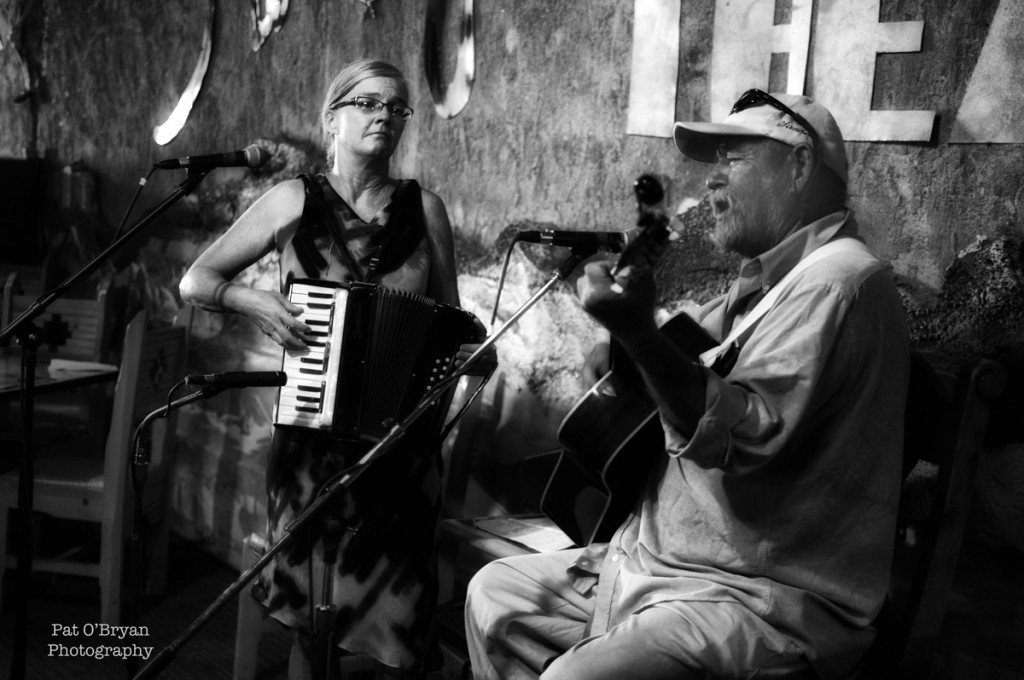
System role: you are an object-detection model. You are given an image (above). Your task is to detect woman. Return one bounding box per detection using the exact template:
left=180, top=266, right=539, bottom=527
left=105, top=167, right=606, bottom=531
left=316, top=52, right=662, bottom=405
left=179, top=58, right=493, bottom=679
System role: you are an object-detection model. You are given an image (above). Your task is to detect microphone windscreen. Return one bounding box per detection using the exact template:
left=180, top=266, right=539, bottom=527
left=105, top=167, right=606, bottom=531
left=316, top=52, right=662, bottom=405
left=621, top=226, right=643, bottom=246
left=243, top=145, right=271, bottom=169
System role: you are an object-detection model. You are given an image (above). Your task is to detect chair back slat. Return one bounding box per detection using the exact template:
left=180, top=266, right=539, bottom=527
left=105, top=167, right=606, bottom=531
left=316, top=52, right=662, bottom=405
left=5, top=282, right=114, bottom=363
left=131, top=326, right=188, bottom=423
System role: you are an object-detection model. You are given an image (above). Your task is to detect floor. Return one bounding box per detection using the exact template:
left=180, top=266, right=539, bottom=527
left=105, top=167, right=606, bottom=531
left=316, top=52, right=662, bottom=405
left=0, top=533, right=293, bottom=680
left=0, top=532, right=1022, bottom=680
left=935, top=539, right=1024, bottom=680
left=0, top=529, right=472, bottom=680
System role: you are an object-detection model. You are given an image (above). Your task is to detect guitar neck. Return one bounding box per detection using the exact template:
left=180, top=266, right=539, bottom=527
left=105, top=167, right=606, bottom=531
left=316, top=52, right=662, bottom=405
left=609, top=310, right=721, bottom=380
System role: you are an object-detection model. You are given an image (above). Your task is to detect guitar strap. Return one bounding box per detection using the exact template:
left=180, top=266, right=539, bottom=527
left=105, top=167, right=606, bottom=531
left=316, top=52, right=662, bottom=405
left=698, top=237, right=872, bottom=371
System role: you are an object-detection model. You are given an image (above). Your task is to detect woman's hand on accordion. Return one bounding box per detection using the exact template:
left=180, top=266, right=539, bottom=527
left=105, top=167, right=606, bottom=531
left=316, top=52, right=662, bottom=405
left=242, top=288, right=313, bottom=351
left=455, top=341, right=497, bottom=376
left=453, top=317, right=497, bottom=376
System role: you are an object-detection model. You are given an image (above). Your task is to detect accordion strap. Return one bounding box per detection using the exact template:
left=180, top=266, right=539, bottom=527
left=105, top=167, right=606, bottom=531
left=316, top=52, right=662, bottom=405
left=294, top=173, right=428, bottom=284
left=368, top=180, right=426, bottom=279
left=296, top=172, right=365, bottom=280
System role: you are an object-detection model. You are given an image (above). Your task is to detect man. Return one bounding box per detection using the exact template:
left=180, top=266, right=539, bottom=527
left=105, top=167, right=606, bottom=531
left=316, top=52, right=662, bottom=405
left=463, top=91, right=910, bottom=680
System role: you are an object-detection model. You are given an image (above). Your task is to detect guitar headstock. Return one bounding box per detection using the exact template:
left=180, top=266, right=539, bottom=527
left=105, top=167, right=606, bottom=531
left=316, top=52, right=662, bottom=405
left=610, top=175, right=674, bottom=291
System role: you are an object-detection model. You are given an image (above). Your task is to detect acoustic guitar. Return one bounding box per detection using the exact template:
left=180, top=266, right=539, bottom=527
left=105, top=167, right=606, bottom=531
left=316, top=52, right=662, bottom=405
left=540, top=190, right=730, bottom=547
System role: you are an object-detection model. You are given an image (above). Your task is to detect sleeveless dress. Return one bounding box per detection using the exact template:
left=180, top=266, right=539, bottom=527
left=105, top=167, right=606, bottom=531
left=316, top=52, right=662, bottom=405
left=252, top=173, right=442, bottom=671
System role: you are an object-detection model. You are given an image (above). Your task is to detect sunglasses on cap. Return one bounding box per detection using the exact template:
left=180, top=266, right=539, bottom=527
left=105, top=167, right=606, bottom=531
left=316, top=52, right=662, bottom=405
left=731, top=89, right=820, bottom=165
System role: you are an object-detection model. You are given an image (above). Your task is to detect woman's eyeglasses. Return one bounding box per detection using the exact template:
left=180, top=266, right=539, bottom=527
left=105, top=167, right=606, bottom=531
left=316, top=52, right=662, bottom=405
left=336, top=96, right=414, bottom=120
left=731, top=89, right=819, bottom=159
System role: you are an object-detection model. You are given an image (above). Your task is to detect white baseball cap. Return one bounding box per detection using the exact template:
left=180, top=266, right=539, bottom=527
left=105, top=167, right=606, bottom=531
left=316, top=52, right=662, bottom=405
left=673, top=90, right=848, bottom=186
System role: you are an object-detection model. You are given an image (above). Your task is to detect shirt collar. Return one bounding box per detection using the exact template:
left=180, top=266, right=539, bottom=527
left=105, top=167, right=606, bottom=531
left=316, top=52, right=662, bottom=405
left=736, top=209, right=854, bottom=295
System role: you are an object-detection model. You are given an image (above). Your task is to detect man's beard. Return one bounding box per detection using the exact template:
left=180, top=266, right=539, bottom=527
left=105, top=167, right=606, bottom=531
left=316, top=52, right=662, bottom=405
left=710, top=192, right=798, bottom=259
left=711, top=209, right=778, bottom=259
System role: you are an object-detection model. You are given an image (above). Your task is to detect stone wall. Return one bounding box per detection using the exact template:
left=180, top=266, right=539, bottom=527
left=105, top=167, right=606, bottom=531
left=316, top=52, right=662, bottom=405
left=2, top=0, right=1023, bottom=566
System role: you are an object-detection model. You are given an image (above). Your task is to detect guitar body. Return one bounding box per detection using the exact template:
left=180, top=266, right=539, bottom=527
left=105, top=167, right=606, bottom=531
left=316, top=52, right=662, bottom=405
left=541, top=312, right=722, bottom=547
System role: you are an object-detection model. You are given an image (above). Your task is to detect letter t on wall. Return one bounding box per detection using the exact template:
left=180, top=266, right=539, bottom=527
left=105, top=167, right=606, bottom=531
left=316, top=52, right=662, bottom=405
left=709, top=0, right=813, bottom=121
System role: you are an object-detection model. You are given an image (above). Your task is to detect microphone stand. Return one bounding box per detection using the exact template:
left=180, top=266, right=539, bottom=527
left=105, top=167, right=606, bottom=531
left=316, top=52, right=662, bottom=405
left=0, top=168, right=211, bottom=680
left=130, top=246, right=595, bottom=680
left=124, top=383, right=227, bottom=678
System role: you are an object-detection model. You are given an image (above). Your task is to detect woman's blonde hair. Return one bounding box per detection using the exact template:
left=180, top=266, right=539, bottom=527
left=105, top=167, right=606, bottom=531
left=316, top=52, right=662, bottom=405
left=320, top=59, right=409, bottom=165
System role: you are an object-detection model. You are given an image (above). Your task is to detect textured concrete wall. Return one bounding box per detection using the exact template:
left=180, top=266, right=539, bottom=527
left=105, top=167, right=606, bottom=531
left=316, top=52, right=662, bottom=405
left=3, top=2, right=1022, bottom=275
left=3, top=0, right=1024, bottom=564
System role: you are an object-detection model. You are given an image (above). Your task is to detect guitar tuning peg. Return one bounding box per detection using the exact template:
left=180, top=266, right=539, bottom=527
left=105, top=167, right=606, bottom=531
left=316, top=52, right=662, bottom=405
left=633, top=174, right=664, bottom=206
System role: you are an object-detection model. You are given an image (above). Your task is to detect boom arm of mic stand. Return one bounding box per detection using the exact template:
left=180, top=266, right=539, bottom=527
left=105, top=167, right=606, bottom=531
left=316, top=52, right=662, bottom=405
left=451, top=246, right=592, bottom=383
left=325, top=245, right=594, bottom=480
left=129, top=247, right=593, bottom=680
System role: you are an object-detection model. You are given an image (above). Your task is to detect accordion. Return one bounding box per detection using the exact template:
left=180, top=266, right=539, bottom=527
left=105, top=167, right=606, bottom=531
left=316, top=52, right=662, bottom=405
left=274, top=279, right=482, bottom=442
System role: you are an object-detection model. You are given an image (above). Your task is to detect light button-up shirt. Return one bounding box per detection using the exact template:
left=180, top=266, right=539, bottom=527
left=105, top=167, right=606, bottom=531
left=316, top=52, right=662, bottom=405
left=576, top=210, right=910, bottom=680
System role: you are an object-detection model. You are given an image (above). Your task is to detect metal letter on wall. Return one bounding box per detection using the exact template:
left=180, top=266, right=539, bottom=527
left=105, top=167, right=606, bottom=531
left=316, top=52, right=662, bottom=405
left=627, top=0, right=944, bottom=143
left=0, top=0, right=39, bottom=103
left=814, top=1, right=934, bottom=142
left=949, top=0, right=1024, bottom=143
left=251, top=0, right=289, bottom=52
left=423, top=0, right=474, bottom=119
left=626, top=0, right=680, bottom=137
left=709, top=0, right=812, bottom=121
left=153, top=0, right=216, bottom=146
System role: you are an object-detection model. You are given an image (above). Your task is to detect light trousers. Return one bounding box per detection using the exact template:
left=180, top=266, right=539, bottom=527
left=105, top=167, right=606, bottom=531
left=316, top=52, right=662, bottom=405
left=464, top=549, right=816, bottom=680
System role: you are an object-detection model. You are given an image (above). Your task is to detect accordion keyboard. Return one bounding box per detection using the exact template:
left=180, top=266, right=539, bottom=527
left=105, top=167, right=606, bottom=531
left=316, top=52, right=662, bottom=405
left=275, top=281, right=347, bottom=430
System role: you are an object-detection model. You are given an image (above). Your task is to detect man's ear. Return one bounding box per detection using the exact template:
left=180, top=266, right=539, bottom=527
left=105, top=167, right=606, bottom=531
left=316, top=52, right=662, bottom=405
left=791, top=144, right=816, bottom=193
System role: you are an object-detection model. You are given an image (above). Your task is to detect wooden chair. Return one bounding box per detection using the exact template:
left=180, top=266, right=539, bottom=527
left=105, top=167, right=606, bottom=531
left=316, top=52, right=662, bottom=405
left=234, top=532, right=274, bottom=680
left=1, top=271, right=23, bottom=328
left=1, top=269, right=121, bottom=450
left=0, top=310, right=187, bottom=623
left=437, top=352, right=1007, bottom=679
left=854, top=353, right=1006, bottom=678
left=0, top=265, right=43, bottom=317
left=1, top=271, right=116, bottom=362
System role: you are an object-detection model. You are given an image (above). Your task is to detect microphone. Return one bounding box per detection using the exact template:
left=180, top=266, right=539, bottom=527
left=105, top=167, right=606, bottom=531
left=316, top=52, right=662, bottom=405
left=516, top=228, right=640, bottom=253
left=184, top=371, right=287, bottom=388
left=155, top=144, right=271, bottom=171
